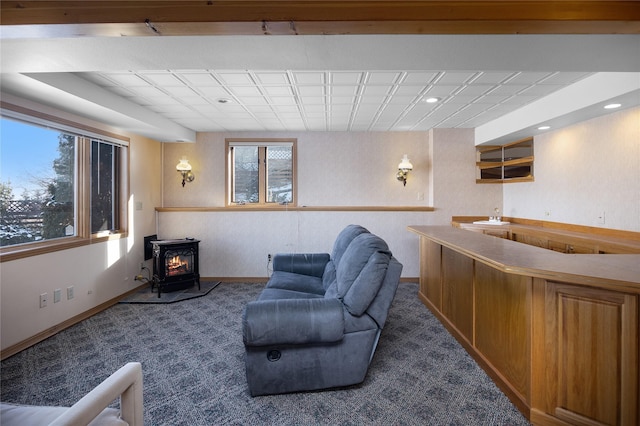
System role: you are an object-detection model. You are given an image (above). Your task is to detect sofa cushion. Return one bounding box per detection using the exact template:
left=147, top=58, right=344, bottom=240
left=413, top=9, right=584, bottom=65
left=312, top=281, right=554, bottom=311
left=321, top=260, right=337, bottom=290
left=331, top=224, right=369, bottom=266
left=258, top=287, right=324, bottom=301
left=341, top=251, right=390, bottom=316
left=266, top=271, right=325, bottom=295
left=243, top=298, right=345, bottom=346
left=334, top=233, right=391, bottom=316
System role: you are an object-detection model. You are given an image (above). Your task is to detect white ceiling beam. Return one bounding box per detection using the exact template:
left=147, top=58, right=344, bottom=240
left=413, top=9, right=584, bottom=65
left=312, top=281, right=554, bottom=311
left=475, top=72, right=640, bottom=145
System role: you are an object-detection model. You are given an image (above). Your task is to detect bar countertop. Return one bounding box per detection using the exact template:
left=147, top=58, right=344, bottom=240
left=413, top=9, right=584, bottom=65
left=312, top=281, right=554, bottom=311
left=408, top=225, right=640, bottom=293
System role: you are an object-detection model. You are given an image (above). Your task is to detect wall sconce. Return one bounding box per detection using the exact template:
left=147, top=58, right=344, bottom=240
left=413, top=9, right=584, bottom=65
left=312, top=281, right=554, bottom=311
left=176, top=156, right=195, bottom=187
left=396, top=154, right=413, bottom=186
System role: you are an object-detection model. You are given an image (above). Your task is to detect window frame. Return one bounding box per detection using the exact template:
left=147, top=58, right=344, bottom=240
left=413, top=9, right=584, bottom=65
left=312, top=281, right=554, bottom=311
left=0, top=102, right=130, bottom=262
left=225, top=138, right=297, bottom=207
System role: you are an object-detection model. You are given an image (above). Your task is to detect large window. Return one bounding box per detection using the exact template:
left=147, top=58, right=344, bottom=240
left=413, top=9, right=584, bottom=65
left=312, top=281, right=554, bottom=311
left=227, top=139, right=296, bottom=206
left=0, top=104, right=129, bottom=260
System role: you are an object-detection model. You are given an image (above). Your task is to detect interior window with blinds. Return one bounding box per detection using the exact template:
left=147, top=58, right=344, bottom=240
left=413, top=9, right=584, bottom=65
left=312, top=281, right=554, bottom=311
left=227, top=139, right=296, bottom=206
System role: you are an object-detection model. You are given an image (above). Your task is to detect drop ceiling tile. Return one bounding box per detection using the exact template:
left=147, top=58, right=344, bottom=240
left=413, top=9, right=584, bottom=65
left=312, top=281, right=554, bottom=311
left=330, top=72, right=363, bottom=85
left=363, top=86, right=391, bottom=96
left=269, top=97, right=297, bottom=106
left=300, top=96, right=326, bottom=105
left=488, top=85, right=529, bottom=95
left=197, top=86, right=233, bottom=98
left=446, top=94, right=482, bottom=104
left=367, top=72, right=402, bottom=84
left=424, top=85, right=460, bottom=97
left=302, top=104, right=327, bottom=112
left=254, top=72, right=290, bottom=85
left=331, top=86, right=358, bottom=96
left=504, top=72, right=554, bottom=85
left=190, top=105, right=219, bottom=114
left=139, top=94, right=179, bottom=105
left=387, top=95, right=419, bottom=104
left=126, top=86, right=168, bottom=98
left=177, top=72, right=220, bottom=86
left=297, top=86, right=325, bottom=96
left=230, top=86, right=263, bottom=97
left=394, top=85, right=426, bottom=96
left=272, top=105, right=299, bottom=113
left=459, top=85, right=495, bottom=96
left=175, top=96, right=209, bottom=105
left=264, top=86, right=293, bottom=96
left=214, top=104, right=247, bottom=113
left=381, top=104, right=408, bottom=114
left=140, top=73, right=184, bottom=86
left=251, top=111, right=278, bottom=119
left=436, top=72, right=477, bottom=85
left=215, top=72, right=254, bottom=85
left=402, top=72, right=439, bottom=85
left=246, top=106, right=273, bottom=113
left=306, top=120, right=327, bottom=129
left=329, top=96, right=356, bottom=104
left=355, top=104, right=381, bottom=114
left=292, top=72, right=325, bottom=85
left=472, top=72, right=517, bottom=84
left=360, top=95, right=388, bottom=104
left=162, top=86, right=198, bottom=97
left=475, top=94, right=512, bottom=104
left=239, top=97, right=270, bottom=105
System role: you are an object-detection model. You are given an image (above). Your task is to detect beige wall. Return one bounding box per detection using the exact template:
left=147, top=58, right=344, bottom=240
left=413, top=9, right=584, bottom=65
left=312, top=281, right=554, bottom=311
left=504, top=106, right=640, bottom=231
left=158, top=129, right=502, bottom=278
left=1, top=95, right=163, bottom=351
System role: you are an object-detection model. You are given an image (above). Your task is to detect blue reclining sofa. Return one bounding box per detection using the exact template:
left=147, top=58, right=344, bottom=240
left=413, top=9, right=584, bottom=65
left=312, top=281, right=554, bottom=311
left=242, top=225, right=403, bottom=396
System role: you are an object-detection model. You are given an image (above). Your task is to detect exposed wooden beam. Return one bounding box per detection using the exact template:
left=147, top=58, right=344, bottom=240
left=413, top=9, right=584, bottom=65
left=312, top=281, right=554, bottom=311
left=1, top=1, right=639, bottom=37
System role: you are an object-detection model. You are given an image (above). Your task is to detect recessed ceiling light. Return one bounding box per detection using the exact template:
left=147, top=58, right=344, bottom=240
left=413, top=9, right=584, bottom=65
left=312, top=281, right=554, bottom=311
left=424, top=97, right=441, bottom=103
left=538, top=126, right=551, bottom=130
left=217, top=98, right=232, bottom=104
left=604, top=103, right=621, bottom=109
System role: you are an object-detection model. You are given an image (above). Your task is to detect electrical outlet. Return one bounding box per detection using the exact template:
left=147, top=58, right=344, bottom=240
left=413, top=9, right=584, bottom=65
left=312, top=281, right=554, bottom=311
left=597, top=211, right=606, bottom=224
left=54, top=289, right=61, bottom=303
left=268, top=254, right=272, bottom=262
left=67, top=286, right=74, bottom=300
left=140, top=262, right=145, bottom=270
left=40, top=293, right=48, bottom=308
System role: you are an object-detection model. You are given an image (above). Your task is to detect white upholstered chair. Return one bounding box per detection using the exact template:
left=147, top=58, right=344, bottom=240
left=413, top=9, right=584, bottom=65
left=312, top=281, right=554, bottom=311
left=1, top=362, right=143, bottom=426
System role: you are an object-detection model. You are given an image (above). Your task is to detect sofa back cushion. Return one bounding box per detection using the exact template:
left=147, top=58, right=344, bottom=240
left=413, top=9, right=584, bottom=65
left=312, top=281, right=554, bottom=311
left=329, top=233, right=391, bottom=316
left=322, top=224, right=369, bottom=291
left=331, top=224, right=369, bottom=266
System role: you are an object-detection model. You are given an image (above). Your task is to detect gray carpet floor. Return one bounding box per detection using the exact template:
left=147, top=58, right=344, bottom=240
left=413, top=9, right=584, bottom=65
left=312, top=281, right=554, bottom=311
left=1, top=282, right=530, bottom=425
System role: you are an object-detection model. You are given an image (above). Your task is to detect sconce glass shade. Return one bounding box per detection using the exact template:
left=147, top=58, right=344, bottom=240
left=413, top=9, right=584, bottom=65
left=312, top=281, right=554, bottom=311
left=176, top=157, right=192, bottom=171
left=398, top=154, right=413, bottom=171
left=176, top=157, right=195, bottom=187
left=397, top=154, right=413, bottom=186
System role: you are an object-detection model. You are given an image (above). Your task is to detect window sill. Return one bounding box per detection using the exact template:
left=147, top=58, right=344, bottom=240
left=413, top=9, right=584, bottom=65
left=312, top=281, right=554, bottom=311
left=156, top=206, right=435, bottom=213
left=1, top=232, right=127, bottom=262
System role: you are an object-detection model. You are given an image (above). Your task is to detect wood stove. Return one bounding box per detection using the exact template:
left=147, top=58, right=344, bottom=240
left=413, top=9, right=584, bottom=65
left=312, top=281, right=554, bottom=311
left=151, top=239, right=200, bottom=297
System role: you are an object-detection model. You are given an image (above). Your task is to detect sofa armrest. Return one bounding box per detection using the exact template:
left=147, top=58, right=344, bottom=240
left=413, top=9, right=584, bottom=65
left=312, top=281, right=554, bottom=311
left=243, top=298, right=344, bottom=346
left=49, top=362, right=144, bottom=426
left=273, top=253, right=330, bottom=278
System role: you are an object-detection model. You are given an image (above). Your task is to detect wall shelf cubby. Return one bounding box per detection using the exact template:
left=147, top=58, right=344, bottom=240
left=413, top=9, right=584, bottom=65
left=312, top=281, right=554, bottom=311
left=476, top=137, right=534, bottom=183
